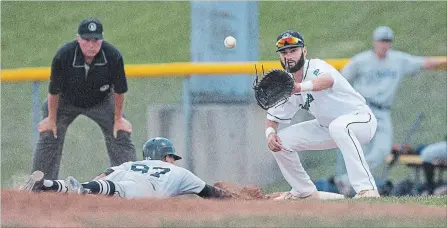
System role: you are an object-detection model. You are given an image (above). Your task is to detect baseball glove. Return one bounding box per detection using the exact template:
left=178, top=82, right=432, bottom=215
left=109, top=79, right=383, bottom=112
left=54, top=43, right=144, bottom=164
left=253, top=69, right=295, bottom=110
left=213, top=181, right=265, bottom=200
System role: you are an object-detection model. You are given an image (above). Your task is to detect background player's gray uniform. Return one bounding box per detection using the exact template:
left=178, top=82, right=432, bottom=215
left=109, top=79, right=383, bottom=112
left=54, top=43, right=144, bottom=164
left=420, top=141, right=447, bottom=163
left=336, top=49, right=425, bottom=180
left=105, top=160, right=206, bottom=199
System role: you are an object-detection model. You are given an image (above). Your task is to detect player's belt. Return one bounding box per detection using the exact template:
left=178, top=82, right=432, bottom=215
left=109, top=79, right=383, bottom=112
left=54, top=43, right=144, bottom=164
left=367, top=101, right=390, bottom=110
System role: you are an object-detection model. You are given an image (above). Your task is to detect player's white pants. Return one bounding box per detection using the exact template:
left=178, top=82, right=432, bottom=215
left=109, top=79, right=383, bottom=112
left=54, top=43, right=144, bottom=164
left=272, top=107, right=378, bottom=196
left=336, top=107, right=392, bottom=183
left=105, top=170, right=156, bottom=199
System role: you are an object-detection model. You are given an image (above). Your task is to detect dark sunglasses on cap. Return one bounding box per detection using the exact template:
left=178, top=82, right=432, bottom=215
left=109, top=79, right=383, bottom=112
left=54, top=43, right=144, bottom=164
left=276, top=37, right=304, bottom=48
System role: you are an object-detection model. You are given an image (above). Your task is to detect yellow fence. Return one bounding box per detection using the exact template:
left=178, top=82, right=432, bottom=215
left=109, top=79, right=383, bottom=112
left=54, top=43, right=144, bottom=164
left=2, top=57, right=446, bottom=83
left=1, top=59, right=350, bottom=82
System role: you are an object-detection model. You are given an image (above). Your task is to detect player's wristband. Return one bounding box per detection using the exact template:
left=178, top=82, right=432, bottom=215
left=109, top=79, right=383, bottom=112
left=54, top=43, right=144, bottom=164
left=299, top=81, right=313, bottom=92
left=265, top=127, right=276, bottom=139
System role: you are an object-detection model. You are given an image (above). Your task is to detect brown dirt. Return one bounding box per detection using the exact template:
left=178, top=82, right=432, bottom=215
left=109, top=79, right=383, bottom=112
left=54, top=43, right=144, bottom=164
left=1, top=189, right=445, bottom=227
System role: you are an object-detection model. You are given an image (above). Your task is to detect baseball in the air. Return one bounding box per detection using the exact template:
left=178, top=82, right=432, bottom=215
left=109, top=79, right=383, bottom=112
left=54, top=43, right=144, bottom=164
left=224, top=36, right=236, bottom=49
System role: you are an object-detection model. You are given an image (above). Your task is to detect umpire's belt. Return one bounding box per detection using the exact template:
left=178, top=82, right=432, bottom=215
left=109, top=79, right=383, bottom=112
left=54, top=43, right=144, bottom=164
left=367, top=101, right=390, bottom=110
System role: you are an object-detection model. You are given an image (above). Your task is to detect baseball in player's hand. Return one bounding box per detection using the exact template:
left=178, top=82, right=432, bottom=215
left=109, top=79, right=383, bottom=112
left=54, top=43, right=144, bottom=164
left=267, top=133, right=284, bottom=152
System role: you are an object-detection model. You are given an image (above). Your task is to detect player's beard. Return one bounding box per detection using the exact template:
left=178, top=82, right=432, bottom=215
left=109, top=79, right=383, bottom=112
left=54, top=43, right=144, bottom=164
left=280, top=52, right=305, bottom=73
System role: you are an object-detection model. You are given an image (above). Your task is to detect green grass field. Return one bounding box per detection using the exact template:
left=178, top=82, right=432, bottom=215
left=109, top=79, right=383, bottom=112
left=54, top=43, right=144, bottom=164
left=1, top=2, right=446, bottom=189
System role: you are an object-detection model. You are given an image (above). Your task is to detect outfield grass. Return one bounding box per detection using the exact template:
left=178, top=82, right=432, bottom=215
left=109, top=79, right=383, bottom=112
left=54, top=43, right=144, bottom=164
left=1, top=2, right=446, bottom=187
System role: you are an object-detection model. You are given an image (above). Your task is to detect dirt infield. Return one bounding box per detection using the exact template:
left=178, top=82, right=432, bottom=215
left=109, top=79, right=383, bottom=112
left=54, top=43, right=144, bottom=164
left=2, top=189, right=446, bottom=227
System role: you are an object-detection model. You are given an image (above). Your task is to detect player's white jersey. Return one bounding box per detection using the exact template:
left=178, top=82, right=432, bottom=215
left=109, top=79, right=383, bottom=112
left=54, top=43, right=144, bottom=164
left=108, top=160, right=205, bottom=198
left=267, top=59, right=368, bottom=127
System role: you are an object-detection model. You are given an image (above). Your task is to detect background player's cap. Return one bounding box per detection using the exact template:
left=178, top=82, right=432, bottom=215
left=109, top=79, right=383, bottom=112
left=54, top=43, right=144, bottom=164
left=276, top=30, right=305, bottom=52
left=373, top=26, right=393, bottom=41
left=78, top=18, right=104, bottom=39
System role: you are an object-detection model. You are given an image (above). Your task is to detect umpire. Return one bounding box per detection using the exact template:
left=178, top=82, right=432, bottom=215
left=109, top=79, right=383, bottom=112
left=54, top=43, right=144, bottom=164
left=32, top=18, right=136, bottom=179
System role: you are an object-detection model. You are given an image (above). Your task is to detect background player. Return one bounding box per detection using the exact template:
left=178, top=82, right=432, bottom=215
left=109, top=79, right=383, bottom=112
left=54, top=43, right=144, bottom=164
left=419, top=136, right=447, bottom=194
left=334, top=26, right=447, bottom=195
left=22, top=137, right=231, bottom=199
left=265, top=30, right=379, bottom=200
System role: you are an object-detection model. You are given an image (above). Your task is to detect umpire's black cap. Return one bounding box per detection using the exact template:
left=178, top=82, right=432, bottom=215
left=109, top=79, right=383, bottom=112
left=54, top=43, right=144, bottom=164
left=78, top=18, right=104, bottom=39
left=276, top=30, right=305, bottom=52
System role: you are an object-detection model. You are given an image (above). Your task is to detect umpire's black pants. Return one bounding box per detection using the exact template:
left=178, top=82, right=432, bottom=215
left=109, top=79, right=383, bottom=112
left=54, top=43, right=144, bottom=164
left=32, top=93, right=136, bottom=179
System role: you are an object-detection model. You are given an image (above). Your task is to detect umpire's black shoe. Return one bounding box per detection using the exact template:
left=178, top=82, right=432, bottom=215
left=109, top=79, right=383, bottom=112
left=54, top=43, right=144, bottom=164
left=21, top=170, right=44, bottom=192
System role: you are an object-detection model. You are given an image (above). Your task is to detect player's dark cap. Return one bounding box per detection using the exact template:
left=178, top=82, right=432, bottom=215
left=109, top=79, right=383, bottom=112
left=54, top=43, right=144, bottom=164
left=373, top=26, right=393, bottom=41
left=276, top=30, right=305, bottom=52
left=78, top=18, right=104, bottom=39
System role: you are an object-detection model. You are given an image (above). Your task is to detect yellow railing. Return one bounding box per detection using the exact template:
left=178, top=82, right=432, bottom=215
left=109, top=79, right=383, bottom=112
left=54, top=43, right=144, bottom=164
left=1, top=57, right=446, bottom=83
left=0, top=59, right=349, bottom=82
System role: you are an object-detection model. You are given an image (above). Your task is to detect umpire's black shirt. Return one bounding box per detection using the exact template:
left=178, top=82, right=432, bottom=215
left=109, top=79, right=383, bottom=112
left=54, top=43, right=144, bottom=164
left=49, top=40, right=128, bottom=108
